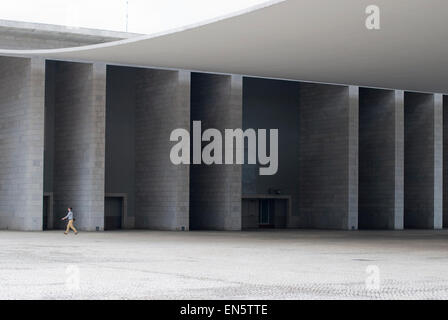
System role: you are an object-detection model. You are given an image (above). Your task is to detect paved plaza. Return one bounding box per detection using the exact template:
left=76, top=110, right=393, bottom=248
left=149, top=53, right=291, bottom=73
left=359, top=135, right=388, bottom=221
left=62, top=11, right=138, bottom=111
left=1, top=230, right=448, bottom=299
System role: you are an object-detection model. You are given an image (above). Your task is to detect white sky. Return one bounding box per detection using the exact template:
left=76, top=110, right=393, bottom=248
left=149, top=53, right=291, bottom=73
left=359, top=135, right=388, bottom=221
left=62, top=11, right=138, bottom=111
left=0, top=0, right=267, bottom=34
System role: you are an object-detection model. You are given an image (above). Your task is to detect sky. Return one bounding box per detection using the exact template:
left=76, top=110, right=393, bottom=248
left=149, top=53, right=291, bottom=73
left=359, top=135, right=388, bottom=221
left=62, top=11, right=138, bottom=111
left=0, top=0, right=267, bottom=34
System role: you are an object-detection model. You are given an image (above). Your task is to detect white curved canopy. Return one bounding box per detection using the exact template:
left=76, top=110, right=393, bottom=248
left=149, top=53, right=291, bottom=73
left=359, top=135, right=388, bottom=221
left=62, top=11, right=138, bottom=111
left=1, top=0, right=447, bottom=93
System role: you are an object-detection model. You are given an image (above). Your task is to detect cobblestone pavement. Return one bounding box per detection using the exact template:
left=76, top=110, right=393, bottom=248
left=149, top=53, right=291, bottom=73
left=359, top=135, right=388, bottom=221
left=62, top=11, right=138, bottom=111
left=0, top=230, right=448, bottom=299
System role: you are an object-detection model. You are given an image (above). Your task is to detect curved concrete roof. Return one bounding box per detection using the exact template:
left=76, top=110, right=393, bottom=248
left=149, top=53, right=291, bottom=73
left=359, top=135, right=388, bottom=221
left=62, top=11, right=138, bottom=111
left=1, top=0, right=447, bottom=93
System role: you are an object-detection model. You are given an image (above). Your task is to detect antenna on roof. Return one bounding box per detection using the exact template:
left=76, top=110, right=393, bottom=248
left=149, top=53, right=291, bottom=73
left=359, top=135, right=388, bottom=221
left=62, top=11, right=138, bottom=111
left=126, top=0, right=129, bottom=32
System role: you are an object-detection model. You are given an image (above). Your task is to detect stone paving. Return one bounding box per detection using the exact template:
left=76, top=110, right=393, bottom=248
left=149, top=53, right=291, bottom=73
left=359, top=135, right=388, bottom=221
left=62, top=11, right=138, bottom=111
left=0, top=229, right=448, bottom=299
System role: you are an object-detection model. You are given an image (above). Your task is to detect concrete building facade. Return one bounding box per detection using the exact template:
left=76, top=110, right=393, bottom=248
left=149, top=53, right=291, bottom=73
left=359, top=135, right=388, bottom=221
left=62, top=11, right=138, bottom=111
left=0, top=21, right=447, bottom=231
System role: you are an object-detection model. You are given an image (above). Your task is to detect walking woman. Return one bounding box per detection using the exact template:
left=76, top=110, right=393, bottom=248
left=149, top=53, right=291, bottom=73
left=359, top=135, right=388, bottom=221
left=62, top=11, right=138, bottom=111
left=61, top=207, right=78, bottom=235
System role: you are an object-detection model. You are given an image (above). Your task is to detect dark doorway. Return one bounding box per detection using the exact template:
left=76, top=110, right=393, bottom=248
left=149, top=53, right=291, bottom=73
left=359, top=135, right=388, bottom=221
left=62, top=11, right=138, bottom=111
left=242, top=198, right=288, bottom=229
left=105, top=197, right=123, bottom=230
left=259, top=199, right=273, bottom=228
left=43, top=195, right=50, bottom=230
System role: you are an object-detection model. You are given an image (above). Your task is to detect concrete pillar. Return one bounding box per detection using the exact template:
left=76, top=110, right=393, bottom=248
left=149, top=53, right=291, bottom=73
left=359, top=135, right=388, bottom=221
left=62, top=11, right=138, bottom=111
left=298, top=83, right=358, bottom=230
left=348, top=86, right=359, bottom=230
left=395, top=91, right=405, bottom=229
left=0, top=57, right=45, bottom=230
left=404, top=92, right=443, bottom=229
left=190, top=73, right=243, bottom=230
left=134, top=68, right=190, bottom=230
left=434, top=94, right=443, bottom=229
left=358, top=89, right=404, bottom=229
left=444, top=96, right=448, bottom=228
left=51, top=61, right=106, bottom=231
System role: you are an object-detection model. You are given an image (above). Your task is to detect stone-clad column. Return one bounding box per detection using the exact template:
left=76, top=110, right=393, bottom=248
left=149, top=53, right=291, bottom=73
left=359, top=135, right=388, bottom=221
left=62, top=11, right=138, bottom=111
left=134, top=68, right=190, bottom=230
left=348, top=86, right=359, bottom=230
left=404, top=92, right=443, bottom=229
left=298, top=83, right=358, bottom=230
left=190, top=73, right=243, bottom=230
left=358, top=88, right=404, bottom=229
left=444, top=95, right=448, bottom=228
left=394, top=90, right=405, bottom=229
left=51, top=61, right=106, bottom=231
left=434, top=94, right=443, bottom=229
left=0, top=57, right=45, bottom=230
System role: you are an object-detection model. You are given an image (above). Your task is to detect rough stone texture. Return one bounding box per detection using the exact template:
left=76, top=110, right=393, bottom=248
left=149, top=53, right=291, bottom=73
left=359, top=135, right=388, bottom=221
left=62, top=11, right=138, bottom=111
left=134, top=69, right=190, bottom=230
left=348, top=86, right=359, bottom=230
left=434, top=94, right=443, bottom=229
left=1, top=53, right=446, bottom=233
left=444, top=96, right=448, bottom=228
left=395, top=91, right=405, bottom=229
left=2, top=230, right=448, bottom=300
left=190, top=73, right=242, bottom=230
left=0, top=57, right=45, bottom=230
left=404, top=92, right=443, bottom=229
left=359, top=88, right=404, bottom=229
left=297, top=83, right=358, bottom=230
left=50, top=61, right=106, bottom=231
